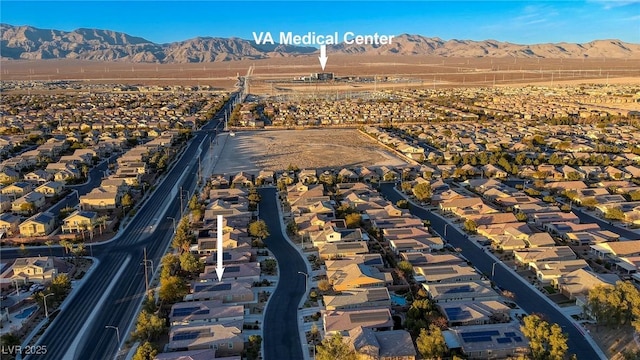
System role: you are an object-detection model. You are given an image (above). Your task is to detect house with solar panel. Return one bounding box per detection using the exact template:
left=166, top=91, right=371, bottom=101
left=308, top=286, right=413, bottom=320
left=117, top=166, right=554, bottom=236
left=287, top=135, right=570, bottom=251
left=422, top=281, right=501, bottom=303
left=200, top=263, right=260, bottom=283
left=437, top=301, right=511, bottom=327
left=166, top=322, right=243, bottom=355
left=414, top=264, right=483, bottom=284
left=185, top=281, right=255, bottom=304
left=323, top=288, right=392, bottom=311
left=169, top=301, right=244, bottom=327
left=323, top=308, right=394, bottom=336
left=443, top=323, right=529, bottom=359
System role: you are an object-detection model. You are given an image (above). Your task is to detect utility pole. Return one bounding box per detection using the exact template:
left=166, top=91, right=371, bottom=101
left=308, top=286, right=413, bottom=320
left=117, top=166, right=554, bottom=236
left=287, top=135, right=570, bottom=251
left=143, top=248, right=149, bottom=293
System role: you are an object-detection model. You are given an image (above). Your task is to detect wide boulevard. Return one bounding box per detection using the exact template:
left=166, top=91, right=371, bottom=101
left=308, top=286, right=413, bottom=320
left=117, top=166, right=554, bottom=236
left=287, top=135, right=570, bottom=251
left=0, top=93, right=239, bottom=360
left=258, top=187, right=306, bottom=360
left=378, top=182, right=604, bottom=360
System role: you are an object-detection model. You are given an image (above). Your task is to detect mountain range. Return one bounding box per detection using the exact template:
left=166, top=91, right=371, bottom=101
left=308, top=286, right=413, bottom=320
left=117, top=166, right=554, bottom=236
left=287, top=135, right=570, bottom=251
left=2, top=24, right=639, bottom=63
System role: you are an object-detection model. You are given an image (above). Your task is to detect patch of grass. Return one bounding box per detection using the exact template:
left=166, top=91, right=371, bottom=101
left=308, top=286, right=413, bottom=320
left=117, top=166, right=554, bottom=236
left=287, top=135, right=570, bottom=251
left=543, top=285, right=557, bottom=294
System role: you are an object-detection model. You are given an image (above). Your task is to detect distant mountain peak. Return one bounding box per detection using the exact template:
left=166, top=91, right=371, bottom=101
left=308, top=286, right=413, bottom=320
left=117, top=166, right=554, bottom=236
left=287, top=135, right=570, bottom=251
left=1, top=24, right=638, bottom=63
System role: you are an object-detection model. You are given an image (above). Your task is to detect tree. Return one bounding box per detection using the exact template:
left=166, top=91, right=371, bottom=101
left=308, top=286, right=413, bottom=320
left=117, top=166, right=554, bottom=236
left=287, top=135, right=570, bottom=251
left=401, top=181, right=413, bottom=193
left=316, top=333, right=357, bottom=360
left=51, top=274, right=72, bottom=300
left=581, top=197, right=598, bottom=209
left=132, top=310, right=165, bottom=342
left=161, top=253, right=181, bottom=279
left=179, top=252, right=204, bottom=274
left=413, top=182, right=432, bottom=202
left=416, top=324, right=446, bottom=360
left=605, top=207, right=625, bottom=221
left=543, top=195, right=555, bottom=203
left=521, top=314, right=568, bottom=360
left=172, top=217, right=193, bottom=253
left=397, top=260, right=414, bottom=278
left=396, top=199, right=409, bottom=209
left=132, top=341, right=157, bottom=360
left=159, top=275, right=187, bottom=303
left=629, top=190, right=640, bottom=201
left=121, top=192, right=134, bottom=209
left=318, top=279, right=332, bottom=292
left=248, top=219, right=270, bottom=240
left=463, top=219, right=477, bottom=233
left=515, top=212, right=528, bottom=222
left=345, top=213, right=362, bottom=229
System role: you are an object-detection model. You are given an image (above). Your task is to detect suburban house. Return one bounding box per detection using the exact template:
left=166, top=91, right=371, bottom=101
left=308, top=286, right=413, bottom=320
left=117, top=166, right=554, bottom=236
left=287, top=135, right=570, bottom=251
left=323, top=288, right=392, bottom=311
left=34, top=181, right=65, bottom=198
left=346, top=327, right=417, bottom=360
left=12, top=191, right=46, bottom=214
left=552, top=268, right=619, bottom=301
left=8, top=256, right=62, bottom=284
left=61, top=210, right=98, bottom=233
left=80, top=187, right=120, bottom=210
left=438, top=300, right=511, bottom=326
left=1, top=181, right=33, bottom=197
left=323, top=308, right=394, bottom=335
left=185, top=281, right=255, bottom=304
left=19, top=212, right=56, bottom=237
left=0, top=212, right=21, bottom=236
left=445, top=323, right=529, bottom=359
left=166, top=323, right=243, bottom=355
left=169, top=301, right=244, bottom=326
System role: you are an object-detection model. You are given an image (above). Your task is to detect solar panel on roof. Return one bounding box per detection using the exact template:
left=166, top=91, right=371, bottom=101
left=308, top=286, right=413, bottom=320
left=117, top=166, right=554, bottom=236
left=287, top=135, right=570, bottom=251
left=173, top=307, right=200, bottom=317
left=348, top=312, right=390, bottom=323
left=463, top=336, right=492, bottom=343
left=444, top=285, right=473, bottom=294
left=223, top=253, right=232, bottom=260
left=504, top=332, right=516, bottom=337
left=194, top=309, right=210, bottom=315
left=225, top=266, right=240, bottom=273
left=428, top=267, right=456, bottom=275
left=172, top=332, right=199, bottom=341
left=513, top=336, right=523, bottom=342
left=444, top=307, right=471, bottom=320
left=195, top=283, right=232, bottom=292
left=497, top=337, right=512, bottom=344
left=461, top=330, right=500, bottom=338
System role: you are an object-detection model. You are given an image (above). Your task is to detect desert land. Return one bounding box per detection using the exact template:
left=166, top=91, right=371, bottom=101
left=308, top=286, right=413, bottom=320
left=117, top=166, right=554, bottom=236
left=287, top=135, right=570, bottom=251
left=2, top=55, right=639, bottom=93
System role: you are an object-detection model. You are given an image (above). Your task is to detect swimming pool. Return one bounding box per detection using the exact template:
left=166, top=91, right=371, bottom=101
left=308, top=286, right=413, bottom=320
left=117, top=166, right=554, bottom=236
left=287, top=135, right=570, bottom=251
left=15, top=305, right=38, bottom=319
left=390, top=293, right=407, bottom=306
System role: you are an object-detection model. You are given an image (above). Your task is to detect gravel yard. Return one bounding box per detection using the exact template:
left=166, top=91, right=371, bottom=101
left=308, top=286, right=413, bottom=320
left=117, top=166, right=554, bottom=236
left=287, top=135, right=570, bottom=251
left=212, top=129, right=406, bottom=174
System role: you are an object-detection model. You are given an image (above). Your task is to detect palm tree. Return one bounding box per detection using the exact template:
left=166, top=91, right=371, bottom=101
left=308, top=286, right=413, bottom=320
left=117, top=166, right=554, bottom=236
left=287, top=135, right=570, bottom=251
left=97, top=216, right=109, bottom=235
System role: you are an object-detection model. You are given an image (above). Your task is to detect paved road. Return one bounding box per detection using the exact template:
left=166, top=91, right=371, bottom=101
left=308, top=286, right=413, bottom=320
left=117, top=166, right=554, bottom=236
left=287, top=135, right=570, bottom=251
left=572, top=207, right=640, bottom=240
left=258, top=187, right=306, bottom=360
left=378, top=183, right=603, bottom=360
left=1, top=93, right=239, bottom=360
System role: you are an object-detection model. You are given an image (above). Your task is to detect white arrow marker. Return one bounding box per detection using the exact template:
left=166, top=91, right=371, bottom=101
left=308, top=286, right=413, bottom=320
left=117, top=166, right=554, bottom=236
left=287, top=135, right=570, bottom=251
left=319, top=44, right=328, bottom=71
left=215, top=215, right=225, bottom=281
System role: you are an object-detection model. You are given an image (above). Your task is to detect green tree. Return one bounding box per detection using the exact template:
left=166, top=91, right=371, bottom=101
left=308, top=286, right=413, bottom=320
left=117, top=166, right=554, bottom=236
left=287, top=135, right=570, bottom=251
left=172, top=217, right=193, bottom=253
left=413, top=182, right=432, bottom=202
left=132, top=310, right=165, bottom=342
left=629, top=190, right=640, bottom=201
left=316, top=333, right=357, bottom=360
left=188, top=195, right=200, bottom=211
left=159, top=275, right=187, bottom=303
left=463, top=219, right=477, bottom=233
left=345, top=213, right=362, bottom=229
left=0, top=332, right=21, bottom=349
left=121, top=192, right=134, bottom=209
left=179, top=252, right=204, bottom=274
left=416, top=324, right=447, bottom=360
left=248, top=219, right=270, bottom=240
left=543, top=195, right=555, bottom=203
left=521, top=314, right=568, bottom=360
left=515, top=212, right=528, bottom=222
left=161, top=253, right=181, bottom=279
left=401, top=181, right=413, bottom=193
left=581, top=197, right=598, bottom=209
left=605, top=207, right=625, bottom=221
left=132, top=341, right=157, bottom=360
left=397, top=260, right=414, bottom=278
left=51, top=274, right=72, bottom=300
left=396, top=199, right=409, bottom=209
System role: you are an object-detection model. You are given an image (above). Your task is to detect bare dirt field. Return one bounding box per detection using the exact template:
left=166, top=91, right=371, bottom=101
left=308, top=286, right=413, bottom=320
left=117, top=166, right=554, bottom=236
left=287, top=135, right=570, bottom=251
left=211, top=129, right=406, bottom=174
left=2, top=55, right=638, bottom=92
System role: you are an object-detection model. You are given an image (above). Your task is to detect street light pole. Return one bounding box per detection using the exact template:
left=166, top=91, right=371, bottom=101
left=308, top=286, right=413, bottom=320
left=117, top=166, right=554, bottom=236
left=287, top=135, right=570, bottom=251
left=298, top=271, right=309, bottom=294
left=167, top=217, right=176, bottom=233
left=43, top=293, right=54, bottom=318
left=491, top=261, right=498, bottom=280
left=105, top=325, right=120, bottom=353
left=444, top=223, right=449, bottom=237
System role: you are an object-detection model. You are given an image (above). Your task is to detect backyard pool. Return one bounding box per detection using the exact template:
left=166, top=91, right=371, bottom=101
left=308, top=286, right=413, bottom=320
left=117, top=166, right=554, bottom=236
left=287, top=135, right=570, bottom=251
left=15, top=305, right=38, bottom=319
left=390, top=293, right=407, bottom=306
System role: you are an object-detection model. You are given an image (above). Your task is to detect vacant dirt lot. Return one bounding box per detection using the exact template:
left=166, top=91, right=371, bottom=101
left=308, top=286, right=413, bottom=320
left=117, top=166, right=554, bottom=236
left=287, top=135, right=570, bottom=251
left=212, top=129, right=406, bottom=174
left=584, top=324, right=640, bottom=360
left=2, top=55, right=638, bottom=92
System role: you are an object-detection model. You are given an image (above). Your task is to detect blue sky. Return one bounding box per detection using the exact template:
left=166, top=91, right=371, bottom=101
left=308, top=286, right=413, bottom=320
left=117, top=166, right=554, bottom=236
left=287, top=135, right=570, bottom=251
left=1, top=1, right=638, bottom=44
